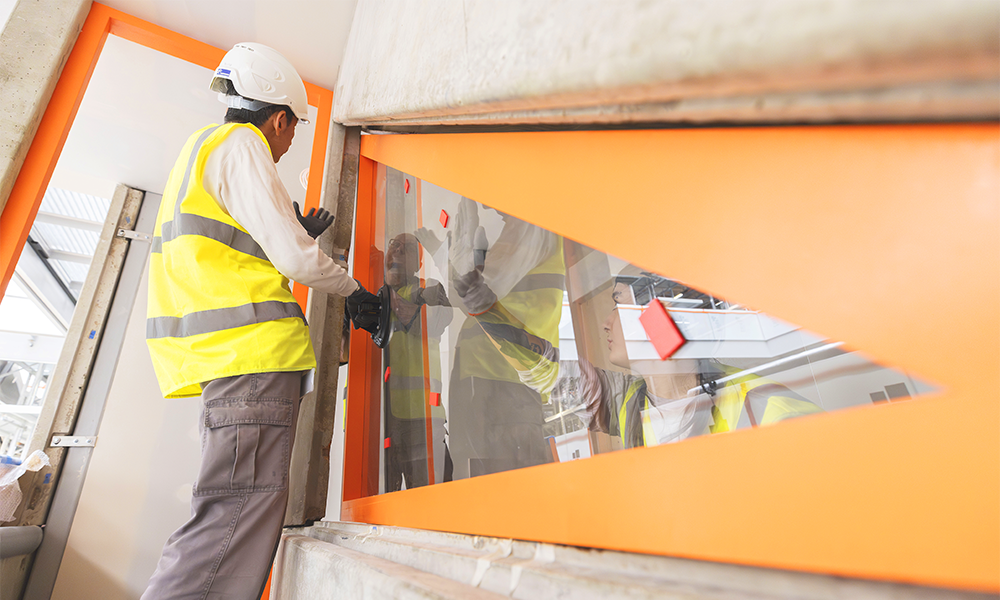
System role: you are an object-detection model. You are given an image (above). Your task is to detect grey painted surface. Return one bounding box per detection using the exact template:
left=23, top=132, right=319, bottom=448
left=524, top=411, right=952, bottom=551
left=0, top=526, right=42, bottom=559
left=24, top=190, right=158, bottom=600
left=0, top=0, right=91, bottom=215
left=334, top=0, right=999, bottom=126
left=278, top=522, right=993, bottom=599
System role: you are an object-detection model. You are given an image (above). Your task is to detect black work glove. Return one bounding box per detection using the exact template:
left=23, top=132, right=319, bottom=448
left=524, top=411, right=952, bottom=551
left=346, top=281, right=382, bottom=335
left=292, top=202, right=334, bottom=239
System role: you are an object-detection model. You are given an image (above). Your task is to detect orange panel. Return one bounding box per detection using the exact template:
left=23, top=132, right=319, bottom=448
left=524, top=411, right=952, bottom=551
left=342, top=125, right=1000, bottom=592
left=343, top=157, right=383, bottom=500
left=292, top=85, right=333, bottom=310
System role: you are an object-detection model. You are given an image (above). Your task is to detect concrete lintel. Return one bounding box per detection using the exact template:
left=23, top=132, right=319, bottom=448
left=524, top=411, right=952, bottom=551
left=272, top=534, right=506, bottom=600
left=0, top=0, right=92, bottom=215
left=334, top=0, right=1000, bottom=126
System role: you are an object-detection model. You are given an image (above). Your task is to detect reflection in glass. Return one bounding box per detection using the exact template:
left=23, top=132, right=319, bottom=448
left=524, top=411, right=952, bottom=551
left=366, top=166, right=935, bottom=493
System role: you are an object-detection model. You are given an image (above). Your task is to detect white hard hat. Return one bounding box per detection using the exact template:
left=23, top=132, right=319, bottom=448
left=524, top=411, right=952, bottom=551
left=210, top=42, right=310, bottom=123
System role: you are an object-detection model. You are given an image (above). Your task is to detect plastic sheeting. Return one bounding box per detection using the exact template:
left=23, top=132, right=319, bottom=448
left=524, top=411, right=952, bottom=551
left=0, top=450, right=50, bottom=522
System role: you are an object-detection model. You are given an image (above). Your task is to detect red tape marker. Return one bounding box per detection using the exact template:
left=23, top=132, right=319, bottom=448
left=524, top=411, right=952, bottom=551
left=638, top=299, right=686, bottom=360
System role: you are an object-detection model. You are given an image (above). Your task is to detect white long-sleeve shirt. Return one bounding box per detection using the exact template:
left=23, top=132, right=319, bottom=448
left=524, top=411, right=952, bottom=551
left=201, top=126, right=358, bottom=297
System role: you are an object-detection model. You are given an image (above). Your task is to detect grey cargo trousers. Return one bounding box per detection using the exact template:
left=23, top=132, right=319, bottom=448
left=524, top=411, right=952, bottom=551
left=141, top=371, right=304, bottom=600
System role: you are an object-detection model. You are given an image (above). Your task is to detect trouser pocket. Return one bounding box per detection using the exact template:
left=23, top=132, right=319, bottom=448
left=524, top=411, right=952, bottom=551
left=196, top=397, right=294, bottom=495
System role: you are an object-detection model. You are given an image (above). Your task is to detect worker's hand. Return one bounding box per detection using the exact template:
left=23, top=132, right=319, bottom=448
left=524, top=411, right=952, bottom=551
left=413, top=227, right=442, bottom=255
left=346, top=281, right=382, bottom=335
left=293, top=202, right=334, bottom=239
left=420, top=281, right=451, bottom=307
left=451, top=197, right=480, bottom=275
left=454, top=268, right=496, bottom=316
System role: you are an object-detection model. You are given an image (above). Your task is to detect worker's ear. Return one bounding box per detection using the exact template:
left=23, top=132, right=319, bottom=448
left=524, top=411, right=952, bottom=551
left=272, top=109, right=288, bottom=135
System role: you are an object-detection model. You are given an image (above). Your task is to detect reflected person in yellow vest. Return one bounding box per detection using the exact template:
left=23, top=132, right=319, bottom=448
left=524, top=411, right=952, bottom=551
left=588, top=271, right=822, bottom=450
left=383, top=233, right=453, bottom=491
left=142, top=43, right=379, bottom=600
left=445, top=198, right=565, bottom=478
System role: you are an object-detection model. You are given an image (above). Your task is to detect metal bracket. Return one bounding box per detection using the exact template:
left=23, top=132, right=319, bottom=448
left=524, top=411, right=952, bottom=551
left=50, top=436, right=97, bottom=448
left=117, top=228, right=151, bottom=243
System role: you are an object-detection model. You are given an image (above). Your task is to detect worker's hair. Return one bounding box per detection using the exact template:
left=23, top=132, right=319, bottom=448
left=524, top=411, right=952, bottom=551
left=219, top=80, right=296, bottom=129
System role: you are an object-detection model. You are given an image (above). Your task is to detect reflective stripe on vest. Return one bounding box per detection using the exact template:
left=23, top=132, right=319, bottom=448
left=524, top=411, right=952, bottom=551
left=146, top=123, right=315, bottom=398
left=618, top=379, right=650, bottom=449
left=146, top=300, right=304, bottom=339
left=152, top=214, right=268, bottom=260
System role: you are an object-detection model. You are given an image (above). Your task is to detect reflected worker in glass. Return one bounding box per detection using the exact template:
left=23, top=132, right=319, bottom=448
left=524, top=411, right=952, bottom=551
left=383, top=233, right=453, bottom=491
left=588, top=271, right=822, bottom=449
left=442, top=198, right=565, bottom=478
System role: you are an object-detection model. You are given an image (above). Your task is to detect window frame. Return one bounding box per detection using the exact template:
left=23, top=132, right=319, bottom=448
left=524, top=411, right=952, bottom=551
left=343, top=125, right=999, bottom=592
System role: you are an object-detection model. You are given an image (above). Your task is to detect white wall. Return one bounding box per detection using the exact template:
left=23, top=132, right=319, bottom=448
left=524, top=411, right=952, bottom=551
left=50, top=271, right=201, bottom=600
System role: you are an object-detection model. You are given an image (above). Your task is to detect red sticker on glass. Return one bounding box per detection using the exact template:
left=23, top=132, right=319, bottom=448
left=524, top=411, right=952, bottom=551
left=384, top=437, right=392, bottom=449
left=639, top=299, right=686, bottom=360
left=430, top=392, right=440, bottom=406
left=404, top=179, right=410, bottom=193
left=384, top=367, right=391, bottom=382
left=439, top=210, right=449, bottom=228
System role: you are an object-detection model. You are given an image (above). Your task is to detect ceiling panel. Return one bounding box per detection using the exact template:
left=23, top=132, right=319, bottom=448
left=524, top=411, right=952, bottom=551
left=99, top=0, right=358, bottom=91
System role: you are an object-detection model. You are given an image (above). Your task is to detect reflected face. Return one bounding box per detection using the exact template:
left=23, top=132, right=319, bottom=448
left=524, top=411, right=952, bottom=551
left=385, top=233, right=420, bottom=286
left=603, top=282, right=633, bottom=368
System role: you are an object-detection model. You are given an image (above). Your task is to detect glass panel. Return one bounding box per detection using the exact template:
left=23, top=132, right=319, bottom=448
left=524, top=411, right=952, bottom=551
left=368, top=165, right=935, bottom=492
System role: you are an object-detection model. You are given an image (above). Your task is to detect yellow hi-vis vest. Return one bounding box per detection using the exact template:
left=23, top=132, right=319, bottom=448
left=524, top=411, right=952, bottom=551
left=386, top=284, right=446, bottom=420
left=456, top=239, right=565, bottom=392
left=146, top=123, right=315, bottom=398
left=615, top=379, right=655, bottom=450
left=709, top=368, right=823, bottom=433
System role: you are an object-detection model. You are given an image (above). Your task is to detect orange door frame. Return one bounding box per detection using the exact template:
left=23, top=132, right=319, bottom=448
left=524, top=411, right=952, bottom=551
left=343, top=125, right=999, bottom=592
left=0, top=2, right=333, bottom=311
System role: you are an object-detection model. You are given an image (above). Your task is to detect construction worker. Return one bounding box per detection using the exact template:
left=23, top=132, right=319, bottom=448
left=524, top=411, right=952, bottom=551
left=142, top=43, right=378, bottom=599
left=444, top=199, right=565, bottom=478
left=382, top=233, right=453, bottom=491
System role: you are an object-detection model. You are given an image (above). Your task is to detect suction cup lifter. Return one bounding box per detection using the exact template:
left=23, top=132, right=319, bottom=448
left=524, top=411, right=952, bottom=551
left=371, top=284, right=392, bottom=348
left=345, top=283, right=391, bottom=348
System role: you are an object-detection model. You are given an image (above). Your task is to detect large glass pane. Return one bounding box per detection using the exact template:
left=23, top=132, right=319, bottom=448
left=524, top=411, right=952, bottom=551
left=367, top=165, right=934, bottom=492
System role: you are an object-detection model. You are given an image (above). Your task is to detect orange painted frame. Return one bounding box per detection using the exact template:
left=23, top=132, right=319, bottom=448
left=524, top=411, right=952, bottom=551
left=0, top=2, right=334, bottom=311
left=343, top=125, right=1000, bottom=592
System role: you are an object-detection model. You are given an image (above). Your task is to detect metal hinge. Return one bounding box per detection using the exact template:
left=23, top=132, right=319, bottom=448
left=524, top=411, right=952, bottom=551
left=50, top=436, right=97, bottom=448
left=117, top=228, right=151, bottom=242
